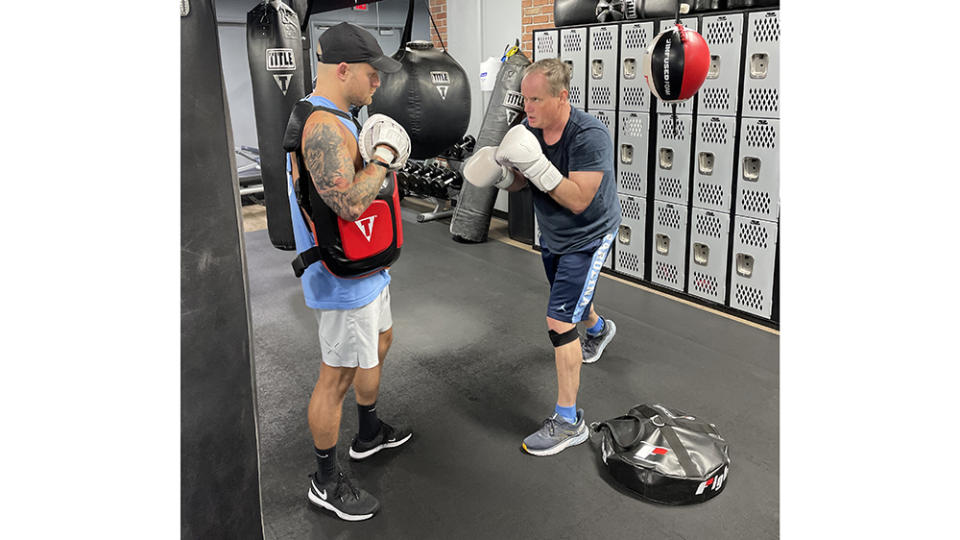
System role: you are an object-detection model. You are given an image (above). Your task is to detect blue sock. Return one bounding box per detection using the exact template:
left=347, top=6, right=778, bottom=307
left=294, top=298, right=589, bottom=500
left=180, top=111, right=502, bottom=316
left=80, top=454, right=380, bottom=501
left=587, top=317, right=604, bottom=337
left=555, top=403, right=578, bottom=424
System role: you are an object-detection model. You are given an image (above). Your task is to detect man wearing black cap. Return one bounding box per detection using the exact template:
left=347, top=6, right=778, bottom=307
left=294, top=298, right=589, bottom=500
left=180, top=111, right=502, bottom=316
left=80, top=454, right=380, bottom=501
left=285, top=22, right=412, bottom=522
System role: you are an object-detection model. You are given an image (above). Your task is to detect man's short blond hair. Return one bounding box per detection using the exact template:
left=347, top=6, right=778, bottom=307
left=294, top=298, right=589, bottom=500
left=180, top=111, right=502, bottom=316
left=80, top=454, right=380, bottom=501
left=522, top=58, right=571, bottom=97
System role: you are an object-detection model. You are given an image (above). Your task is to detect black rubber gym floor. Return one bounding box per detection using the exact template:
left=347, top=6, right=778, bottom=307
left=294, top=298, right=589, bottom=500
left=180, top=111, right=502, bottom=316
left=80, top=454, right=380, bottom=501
left=245, top=205, right=779, bottom=539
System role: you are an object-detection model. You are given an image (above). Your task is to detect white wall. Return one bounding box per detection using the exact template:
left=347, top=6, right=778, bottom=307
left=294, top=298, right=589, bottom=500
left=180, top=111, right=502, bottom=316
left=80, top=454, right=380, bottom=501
left=447, top=0, right=522, bottom=212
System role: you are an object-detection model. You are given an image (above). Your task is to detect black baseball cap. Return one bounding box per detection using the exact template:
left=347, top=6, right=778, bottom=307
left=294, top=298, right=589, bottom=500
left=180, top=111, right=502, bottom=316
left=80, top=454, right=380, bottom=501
left=318, top=22, right=402, bottom=73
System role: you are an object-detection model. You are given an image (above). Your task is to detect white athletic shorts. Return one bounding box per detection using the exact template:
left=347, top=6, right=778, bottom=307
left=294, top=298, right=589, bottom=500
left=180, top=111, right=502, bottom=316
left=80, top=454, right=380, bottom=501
left=313, top=286, right=392, bottom=369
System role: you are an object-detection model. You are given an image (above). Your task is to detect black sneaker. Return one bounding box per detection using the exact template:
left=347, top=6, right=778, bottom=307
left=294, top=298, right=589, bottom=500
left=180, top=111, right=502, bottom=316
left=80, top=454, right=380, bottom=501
left=307, top=471, right=379, bottom=521
left=349, top=420, right=413, bottom=460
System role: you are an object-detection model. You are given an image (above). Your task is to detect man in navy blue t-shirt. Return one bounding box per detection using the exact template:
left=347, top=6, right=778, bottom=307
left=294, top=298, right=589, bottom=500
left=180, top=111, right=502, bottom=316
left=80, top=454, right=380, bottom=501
left=462, top=58, right=622, bottom=456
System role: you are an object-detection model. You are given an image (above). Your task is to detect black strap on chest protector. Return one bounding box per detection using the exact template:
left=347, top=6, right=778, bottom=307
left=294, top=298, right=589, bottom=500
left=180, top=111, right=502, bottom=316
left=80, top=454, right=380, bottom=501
left=282, top=102, right=363, bottom=277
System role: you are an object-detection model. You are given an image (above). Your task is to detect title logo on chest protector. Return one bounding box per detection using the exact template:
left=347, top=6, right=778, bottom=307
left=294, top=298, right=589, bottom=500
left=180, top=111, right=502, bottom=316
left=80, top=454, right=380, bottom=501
left=356, top=216, right=376, bottom=242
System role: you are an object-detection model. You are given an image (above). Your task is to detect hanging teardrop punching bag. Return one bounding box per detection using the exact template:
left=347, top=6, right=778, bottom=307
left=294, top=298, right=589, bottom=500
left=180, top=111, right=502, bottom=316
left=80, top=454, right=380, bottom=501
left=642, top=23, right=710, bottom=104
left=246, top=0, right=307, bottom=250
left=449, top=50, right=530, bottom=243
left=368, top=0, right=470, bottom=160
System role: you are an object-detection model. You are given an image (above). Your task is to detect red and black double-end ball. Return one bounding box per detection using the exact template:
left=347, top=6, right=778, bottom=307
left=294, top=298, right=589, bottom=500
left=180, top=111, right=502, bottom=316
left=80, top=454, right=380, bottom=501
left=642, top=24, right=710, bottom=104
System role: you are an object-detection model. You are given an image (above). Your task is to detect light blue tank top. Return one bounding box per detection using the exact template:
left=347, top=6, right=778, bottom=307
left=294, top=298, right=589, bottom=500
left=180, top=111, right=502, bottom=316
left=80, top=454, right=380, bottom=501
left=286, top=95, right=390, bottom=310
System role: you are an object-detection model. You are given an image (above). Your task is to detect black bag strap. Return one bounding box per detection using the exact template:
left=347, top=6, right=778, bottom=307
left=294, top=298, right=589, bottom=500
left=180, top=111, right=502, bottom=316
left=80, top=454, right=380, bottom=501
left=632, top=405, right=701, bottom=479
left=633, top=404, right=718, bottom=435
left=292, top=246, right=323, bottom=278
left=314, top=104, right=362, bottom=132
left=594, top=416, right=646, bottom=450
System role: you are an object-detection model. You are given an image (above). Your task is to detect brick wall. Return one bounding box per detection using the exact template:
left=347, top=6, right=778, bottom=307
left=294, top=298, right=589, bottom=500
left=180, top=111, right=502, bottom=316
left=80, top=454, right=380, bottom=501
left=521, top=0, right=555, bottom=57
left=427, top=1, right=555, bottom=56
left=428, top=0, right=447, bottom=49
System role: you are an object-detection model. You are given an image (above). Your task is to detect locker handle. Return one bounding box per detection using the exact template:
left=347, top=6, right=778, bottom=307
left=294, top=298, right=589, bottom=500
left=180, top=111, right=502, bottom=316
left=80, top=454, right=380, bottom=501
left=623, top=58, right=637, bottom=79
left=620, top=144, right=634, bottom=164
left=693, top=243, right=710, bottom=266
left=707, top=55, right=721, bottom=79
left=659, top=148, right=674, bottom=170
left=750, top=53, right=769, bottom=79
left=742, top=157, right=761, bottom=181
left=736, top=253, right=755, bottom=277
left=618, top=225, right=631, bottom=245
left=698, top=152, right=715, bottom=175
left=656, top=234, right=670, bottom=255
left=591, top=59, right=604, bottom=79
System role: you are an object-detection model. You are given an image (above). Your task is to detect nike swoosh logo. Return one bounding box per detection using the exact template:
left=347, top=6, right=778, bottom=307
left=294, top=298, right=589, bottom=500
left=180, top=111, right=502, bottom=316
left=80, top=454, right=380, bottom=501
left=317, top=488, right=327, bottom=500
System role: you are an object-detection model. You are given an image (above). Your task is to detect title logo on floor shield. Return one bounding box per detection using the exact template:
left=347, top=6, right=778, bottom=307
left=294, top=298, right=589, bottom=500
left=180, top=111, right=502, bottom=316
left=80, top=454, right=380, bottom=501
left=356, top=216, right=376, bottom=242
left=431, top=71, right=450, bottom=99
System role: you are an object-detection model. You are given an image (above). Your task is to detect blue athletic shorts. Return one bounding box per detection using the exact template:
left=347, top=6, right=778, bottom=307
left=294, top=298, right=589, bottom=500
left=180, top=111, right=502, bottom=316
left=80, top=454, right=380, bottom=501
left=540, top=231, right=615, bottom=324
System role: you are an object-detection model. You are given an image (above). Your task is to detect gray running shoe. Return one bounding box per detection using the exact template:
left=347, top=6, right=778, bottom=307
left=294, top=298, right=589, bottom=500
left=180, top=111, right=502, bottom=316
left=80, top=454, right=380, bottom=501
left=308, top=471, right=379, bottom=521
left=581, top=318, right=616, bottom=364
left=521, top=409, right=588, bottom=456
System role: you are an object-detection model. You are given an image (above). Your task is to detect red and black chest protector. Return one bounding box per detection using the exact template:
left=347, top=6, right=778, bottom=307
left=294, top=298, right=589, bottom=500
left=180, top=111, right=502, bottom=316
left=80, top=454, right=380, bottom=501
left=282, top=100, right=403, bottom=278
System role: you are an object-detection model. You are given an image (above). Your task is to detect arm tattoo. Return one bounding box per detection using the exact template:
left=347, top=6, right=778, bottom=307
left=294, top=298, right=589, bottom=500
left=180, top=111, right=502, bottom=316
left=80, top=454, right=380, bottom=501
left=302, top=117, right=387, bottom=221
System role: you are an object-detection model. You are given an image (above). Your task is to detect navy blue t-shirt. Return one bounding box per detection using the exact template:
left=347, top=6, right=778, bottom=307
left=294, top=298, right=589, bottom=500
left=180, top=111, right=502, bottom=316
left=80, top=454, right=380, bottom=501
left=523, top=106, right=621, bottom=254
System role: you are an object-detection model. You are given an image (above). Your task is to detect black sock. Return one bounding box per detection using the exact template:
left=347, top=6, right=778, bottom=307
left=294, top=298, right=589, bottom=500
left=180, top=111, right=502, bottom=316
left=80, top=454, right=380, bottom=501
left=357, top=401, right=382, bottom=442
left=315, top=445, right=337, bottom=483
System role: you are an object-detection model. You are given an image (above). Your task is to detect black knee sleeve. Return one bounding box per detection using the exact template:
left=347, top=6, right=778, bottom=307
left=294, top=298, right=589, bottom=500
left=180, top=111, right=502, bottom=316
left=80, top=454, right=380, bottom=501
left=549, top=327, right=579, bottom=347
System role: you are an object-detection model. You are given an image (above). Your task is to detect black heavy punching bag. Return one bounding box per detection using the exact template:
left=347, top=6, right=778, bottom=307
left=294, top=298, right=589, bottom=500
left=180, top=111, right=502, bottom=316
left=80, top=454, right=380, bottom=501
left=595, top=0, right=690, bottom=22
left=247, top=0, right=307, bottom=250
left=181, top=0, right=262, bottom=537
left=553, top=0, right=600, bottom=28
left=368, top=0, right=470, bottom=160
left=449, top=50, right=530, bottom=243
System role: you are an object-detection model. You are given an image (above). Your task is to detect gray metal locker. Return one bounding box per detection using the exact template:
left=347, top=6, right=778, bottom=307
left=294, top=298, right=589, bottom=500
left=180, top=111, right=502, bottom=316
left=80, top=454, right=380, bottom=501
left=534, top=29, right=559, bottom=61
left=616, top=111, right=649, bottom=198
left=588, top=25, right=619, bottom=111
left=687, top=208, right=730, bottom=304
left=654, top=16, right=699, bottom=116
left=588, top=109, right=617, bottom=152
left=651, top=200, right=688, bottom=292
left=735, top=117, right=779, bottom=221
left=729, top=216, right=778, bottom=318
left=741, top=10, right=780, bottom=119
left=560, top=28, right=588, bottom=110
left=654, top=113, right=693, bottom=204
left=697, top=13, right=745, bottom=117
left=693, top=115, right=737, bottom=212
left=615, top=194, right=646, bottom=281
left=618, top=21, right=654, bottom=112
